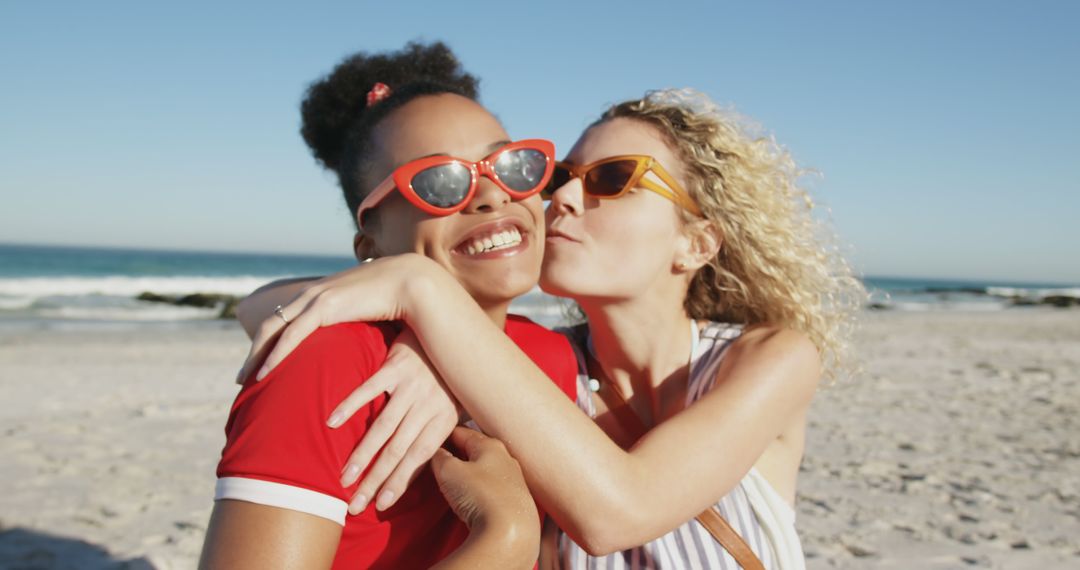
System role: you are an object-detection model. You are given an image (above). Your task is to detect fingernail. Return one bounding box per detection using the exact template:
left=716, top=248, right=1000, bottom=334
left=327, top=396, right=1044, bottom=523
left=349, top=494, right=368, bottom=515
left=340, top=464, right=360, bottom=486
left=255, top=365, right=269, bottom=381
left=327, top=411, right=344, bottom=428
left=376, top=490, right=395, bottom=511
left=235, top=366, right=246, bottom=384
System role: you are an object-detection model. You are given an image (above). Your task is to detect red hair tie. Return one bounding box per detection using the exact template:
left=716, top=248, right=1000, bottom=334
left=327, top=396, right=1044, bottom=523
left=366, top=82, right=392, bottom=107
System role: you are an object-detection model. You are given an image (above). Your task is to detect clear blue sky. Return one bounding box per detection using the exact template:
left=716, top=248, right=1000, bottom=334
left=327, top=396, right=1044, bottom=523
left=2, top=1, right=1077, bottom=283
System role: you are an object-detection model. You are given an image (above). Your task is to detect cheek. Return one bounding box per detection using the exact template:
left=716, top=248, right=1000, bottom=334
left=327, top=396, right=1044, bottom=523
left=416, top=217, right=458, bottom=257
left=542, top=203, right=679, bottom=297
left=371, top=204, right=432, bottom=256
left=590, top=209, right=675, bottom=272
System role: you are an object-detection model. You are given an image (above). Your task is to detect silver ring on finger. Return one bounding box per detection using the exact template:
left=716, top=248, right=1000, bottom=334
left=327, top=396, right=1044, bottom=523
left=273, top=304, right=291, bottom=325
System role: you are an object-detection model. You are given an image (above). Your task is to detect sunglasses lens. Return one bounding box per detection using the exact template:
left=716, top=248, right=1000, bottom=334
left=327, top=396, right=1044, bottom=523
left=494, top=148, right=548, bottom=192
left=543, top=165, right=572, bottom=198
left=585, top=160, right=638, bottom=196
left=411, top=163, right=472, bottom=208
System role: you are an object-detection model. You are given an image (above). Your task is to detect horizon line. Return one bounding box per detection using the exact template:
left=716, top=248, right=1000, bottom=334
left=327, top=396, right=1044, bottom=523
left=2, top=240, right=1077, bottom=288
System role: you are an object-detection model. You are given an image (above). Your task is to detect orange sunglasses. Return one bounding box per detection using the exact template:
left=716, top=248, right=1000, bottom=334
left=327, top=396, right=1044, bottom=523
left=542, top=155, right=701, bottom=216
left=358, top=139, right=555, bottom=228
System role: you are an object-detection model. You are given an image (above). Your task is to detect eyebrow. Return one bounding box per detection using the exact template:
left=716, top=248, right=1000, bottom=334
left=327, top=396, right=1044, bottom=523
left=416, top=139, right=513, bottom=160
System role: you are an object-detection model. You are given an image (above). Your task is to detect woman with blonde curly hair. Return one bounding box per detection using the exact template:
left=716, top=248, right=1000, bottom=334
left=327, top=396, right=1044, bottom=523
left=240, top=88, right=863, bottom=568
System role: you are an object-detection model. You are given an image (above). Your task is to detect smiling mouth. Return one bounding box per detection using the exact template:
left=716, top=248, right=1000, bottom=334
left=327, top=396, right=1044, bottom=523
left=452, top=221, right=530, bottom=259
left=462, top=227, right=523, bottom=255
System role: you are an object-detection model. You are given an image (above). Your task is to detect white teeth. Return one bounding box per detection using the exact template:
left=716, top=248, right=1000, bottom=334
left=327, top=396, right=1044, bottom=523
left=462, top=228, right=524, bottom=255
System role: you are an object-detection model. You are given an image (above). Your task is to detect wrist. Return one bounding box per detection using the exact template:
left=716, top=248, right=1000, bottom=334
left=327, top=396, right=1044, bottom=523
left=399, top=256, right=466, bottom=324
left=469, top=514, right=540, bottom=566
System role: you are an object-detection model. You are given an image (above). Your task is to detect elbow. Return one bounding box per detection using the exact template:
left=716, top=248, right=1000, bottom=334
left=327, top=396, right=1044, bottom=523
left=575, top=528, right=634, bottom=557
left=577, top=535, right=621, bottom=558
left=564, top=502, right=649, bottom=556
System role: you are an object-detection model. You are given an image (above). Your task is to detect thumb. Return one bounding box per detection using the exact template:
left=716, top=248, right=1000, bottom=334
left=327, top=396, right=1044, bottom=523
left=430, top=447, right=462, bottom=482
left=447, top=426, right=489, bottom=459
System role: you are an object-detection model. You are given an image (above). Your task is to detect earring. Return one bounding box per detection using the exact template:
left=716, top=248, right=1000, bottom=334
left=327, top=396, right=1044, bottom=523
left=676, top=262, right=687, bottom=271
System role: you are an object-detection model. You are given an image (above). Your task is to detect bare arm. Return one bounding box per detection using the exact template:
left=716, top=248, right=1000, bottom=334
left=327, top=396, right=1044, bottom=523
left=235, top=273, right=464, bottom=514
left=199, top=501, right=341, bottom=570
left=431, top=427, right=540, bottom=570
left=254, top=255, right=821, bottom=554
left=199, top=431, right=540, bottom=570
left=236, top=277, right=319, bottom=338
left=404, top=271, right=821, bottom=553
left=432, top=527, right=533, bottom=570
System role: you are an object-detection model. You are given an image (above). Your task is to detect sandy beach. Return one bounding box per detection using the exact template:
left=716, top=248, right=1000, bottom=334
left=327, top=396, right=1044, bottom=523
left=1, top=309, right=1077, bottom=569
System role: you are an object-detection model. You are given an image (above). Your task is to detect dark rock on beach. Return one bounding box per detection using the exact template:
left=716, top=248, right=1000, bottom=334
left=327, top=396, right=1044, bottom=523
left=175, top=293, right=234, bottom=309
left=218, top=298, right=240, bottom=319
left=135, top=292, right=241, bottom=319
left=926, top=287, right=987, bottom=295
left=1041, top=295, right=1079, bottom=308
left=135, top=292, right=174, bottom=304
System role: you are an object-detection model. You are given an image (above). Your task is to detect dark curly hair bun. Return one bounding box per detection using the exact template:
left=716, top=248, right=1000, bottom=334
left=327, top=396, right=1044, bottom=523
left=300, top=41, right=479, bottom=173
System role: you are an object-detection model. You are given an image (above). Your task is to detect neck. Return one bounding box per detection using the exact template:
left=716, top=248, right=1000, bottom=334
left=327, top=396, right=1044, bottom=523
left=479, top=299, right=510, bottom=329
left=579, top=292, right=694, bottom=395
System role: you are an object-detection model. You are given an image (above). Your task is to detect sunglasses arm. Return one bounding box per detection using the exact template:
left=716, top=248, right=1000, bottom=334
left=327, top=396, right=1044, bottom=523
left=356, top=177, right=399, bottom=230
left=645, top=166, right=703, bottom=217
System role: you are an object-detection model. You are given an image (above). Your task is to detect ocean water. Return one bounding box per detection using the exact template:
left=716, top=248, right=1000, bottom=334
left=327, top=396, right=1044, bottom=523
left=1, top=243, right=1076, bottom=326
left=0, top=243, right=565, bottom=326
left=863, top=276, right=1080, bottom=311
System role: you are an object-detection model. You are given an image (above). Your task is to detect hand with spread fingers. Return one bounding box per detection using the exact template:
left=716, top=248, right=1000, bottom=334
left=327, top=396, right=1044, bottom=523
left=333, top=327, right=462, bottom=514
left=233, top=253, right=467, bottom=513
left=236, top=255, right=435, bottom=384
left=430, top=427, right=540, bottom=570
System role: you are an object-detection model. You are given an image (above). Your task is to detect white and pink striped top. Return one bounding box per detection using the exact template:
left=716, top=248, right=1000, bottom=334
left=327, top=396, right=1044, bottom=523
left=552, top=321, right=806, bottom=570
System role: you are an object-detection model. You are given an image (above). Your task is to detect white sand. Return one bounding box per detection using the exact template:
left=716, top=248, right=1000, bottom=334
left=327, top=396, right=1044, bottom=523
left=0, top=323, right=245, bottom=569
left=0, top=310, right=1077, bottom=569
left=798, top=310, right=1080, bottom=568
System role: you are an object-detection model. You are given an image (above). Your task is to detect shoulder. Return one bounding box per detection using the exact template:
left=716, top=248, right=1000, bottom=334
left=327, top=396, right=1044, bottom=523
left=221, top=322, right=399, bottom=496
left=290, top=321, right=396, bottom=360
left=719, top=324, right=822, bottom=391
left=731, top=324, right=818, bottom=362
left=230, top=322, right=396, bottom=419
left=505, top=314, right=564, bottom=343
left=263, top=321, right=397, bottom=383
left=506, top=314, right=579, bottom=400
left=505, top=314, right=575, bottom=357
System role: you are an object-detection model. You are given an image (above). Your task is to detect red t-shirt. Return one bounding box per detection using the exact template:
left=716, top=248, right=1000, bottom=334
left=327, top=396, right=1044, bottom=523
left=216, top=315, right=578, bottom=569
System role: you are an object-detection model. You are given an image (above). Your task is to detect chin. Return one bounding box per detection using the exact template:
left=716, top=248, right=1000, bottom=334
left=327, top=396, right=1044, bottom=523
left=467, top=268, right=540, bottom=307
left=538, top=264, right=576, bottom=298
left=469, top=283, right=534, bottom=309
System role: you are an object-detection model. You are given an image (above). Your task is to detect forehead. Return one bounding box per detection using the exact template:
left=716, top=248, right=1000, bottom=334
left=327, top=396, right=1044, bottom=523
left=567, top=117, right=682, bottom=172
left=371, top=94, right=509, bottom=166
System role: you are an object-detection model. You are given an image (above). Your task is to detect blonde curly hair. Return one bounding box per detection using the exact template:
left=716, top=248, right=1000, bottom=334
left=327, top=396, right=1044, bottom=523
left=597, top=88, right=865, bottom=379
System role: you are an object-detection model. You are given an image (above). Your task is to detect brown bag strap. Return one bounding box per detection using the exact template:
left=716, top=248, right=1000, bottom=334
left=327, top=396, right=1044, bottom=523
left=695, top=508, right=766, bottom=570
left=589, top=361, right=765, bottom=570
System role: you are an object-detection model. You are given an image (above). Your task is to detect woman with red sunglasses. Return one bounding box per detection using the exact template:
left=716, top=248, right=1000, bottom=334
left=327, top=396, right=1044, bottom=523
left=238, top=88, right=863, bottom=567
left=199, top=42, right=580, bottom=569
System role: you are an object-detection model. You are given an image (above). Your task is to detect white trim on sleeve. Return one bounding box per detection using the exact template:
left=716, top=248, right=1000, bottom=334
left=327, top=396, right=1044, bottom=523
left=215, top=477, right=348, bottom=525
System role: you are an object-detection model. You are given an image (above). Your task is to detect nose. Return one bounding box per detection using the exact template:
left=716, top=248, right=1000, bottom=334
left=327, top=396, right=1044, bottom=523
left=548, top=177, right=583, bottom=216
left=463, top=175, right=511, bottom=213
